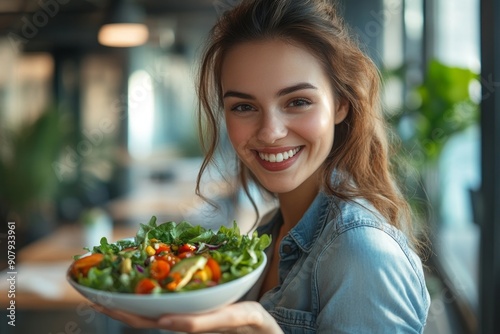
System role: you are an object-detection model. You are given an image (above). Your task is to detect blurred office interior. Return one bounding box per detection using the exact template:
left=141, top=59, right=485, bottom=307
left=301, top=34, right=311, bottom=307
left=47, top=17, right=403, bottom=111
left=0, top=0, right=498, bottom=333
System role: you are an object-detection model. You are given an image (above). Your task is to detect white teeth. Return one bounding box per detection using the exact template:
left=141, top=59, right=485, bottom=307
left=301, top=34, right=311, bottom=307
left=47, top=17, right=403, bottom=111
left=258, top=147, right=300, bottom=163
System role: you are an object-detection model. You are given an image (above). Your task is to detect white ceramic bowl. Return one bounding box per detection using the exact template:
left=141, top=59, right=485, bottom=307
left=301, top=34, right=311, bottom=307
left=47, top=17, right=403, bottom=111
left=67, top=254, right=266, bottom=318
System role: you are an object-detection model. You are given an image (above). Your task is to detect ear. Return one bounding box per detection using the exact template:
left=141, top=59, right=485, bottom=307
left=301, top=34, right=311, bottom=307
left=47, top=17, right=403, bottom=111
left=334, top=97, right=349, bottom=125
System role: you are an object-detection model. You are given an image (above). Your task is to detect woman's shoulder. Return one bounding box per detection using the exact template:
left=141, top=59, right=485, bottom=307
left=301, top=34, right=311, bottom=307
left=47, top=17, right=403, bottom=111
left=323, top=195, right=406, bottom=244
left=318, top=195, right=427, bottom=288
left=316, top=195, right=424, bottom=271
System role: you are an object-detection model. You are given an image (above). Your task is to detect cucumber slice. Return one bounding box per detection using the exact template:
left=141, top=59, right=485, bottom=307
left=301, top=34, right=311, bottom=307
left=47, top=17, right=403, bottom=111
left=170, top=255, right=208, bottom=290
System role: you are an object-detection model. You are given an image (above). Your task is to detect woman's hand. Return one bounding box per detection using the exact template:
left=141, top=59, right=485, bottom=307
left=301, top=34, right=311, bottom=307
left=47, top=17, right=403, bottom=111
left=93, top=301, right=283, bottom=334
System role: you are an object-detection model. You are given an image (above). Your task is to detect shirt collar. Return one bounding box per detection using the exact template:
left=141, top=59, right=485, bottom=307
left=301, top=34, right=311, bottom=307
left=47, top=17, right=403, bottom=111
left=288, top=191, right=331, bottom=253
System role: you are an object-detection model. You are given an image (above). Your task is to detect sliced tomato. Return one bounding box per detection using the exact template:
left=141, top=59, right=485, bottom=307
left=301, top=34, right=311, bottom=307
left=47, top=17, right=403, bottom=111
left=157, top=253, right=180, bottom=267
left=206, top=257, right=221, bottom=282
left=70, top=253, right=104, bottom=278
left=166, top=272, right=182, bottom=291
left=134, top=278, right=157, bottom=294
left=178, top=251, right=194, bottom=259
left=150, top=260, right=171, bottom=281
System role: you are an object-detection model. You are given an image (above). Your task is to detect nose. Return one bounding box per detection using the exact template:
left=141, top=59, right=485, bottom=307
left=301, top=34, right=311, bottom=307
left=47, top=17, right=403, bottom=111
left=256, top=110, right=288, bottom=144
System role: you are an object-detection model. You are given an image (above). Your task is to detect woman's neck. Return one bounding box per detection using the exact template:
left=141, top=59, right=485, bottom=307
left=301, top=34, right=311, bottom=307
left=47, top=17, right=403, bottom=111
left=277, top=172, right=321, bottom=230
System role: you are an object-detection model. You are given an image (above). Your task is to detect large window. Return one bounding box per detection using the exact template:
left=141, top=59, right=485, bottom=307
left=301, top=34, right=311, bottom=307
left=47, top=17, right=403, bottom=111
left=379, top=0, right=481, bottom=331
left=431, top=0, right=481, bottom=321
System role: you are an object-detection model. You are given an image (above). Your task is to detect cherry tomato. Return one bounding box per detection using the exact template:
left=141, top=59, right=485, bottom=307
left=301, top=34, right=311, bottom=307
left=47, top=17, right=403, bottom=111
left=177, top=243, right=197, bottom=254
left=206, top=257, right=221, bottom=282
left=135, top=278, right=157, bottom=294
left=155, top=243, right=171, bottom=255
left=70, top=253, right=104, bottom=278
left=150, top=260, right=171, bottom=281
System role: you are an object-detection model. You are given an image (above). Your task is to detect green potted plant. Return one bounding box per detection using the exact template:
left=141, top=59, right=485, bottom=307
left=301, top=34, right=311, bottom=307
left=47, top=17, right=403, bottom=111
left=387, top=59, right=479, bottom=223
left=0, top=108, right=67, bottom=243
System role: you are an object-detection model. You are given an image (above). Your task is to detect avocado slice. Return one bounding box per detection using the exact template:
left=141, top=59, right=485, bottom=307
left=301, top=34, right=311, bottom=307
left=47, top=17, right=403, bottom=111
left=169, top=255, right=208, bottom=291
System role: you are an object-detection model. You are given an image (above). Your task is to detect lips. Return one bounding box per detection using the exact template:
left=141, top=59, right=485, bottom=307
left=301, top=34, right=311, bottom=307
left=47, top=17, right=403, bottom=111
left=255, top=146, right=302, bottom=171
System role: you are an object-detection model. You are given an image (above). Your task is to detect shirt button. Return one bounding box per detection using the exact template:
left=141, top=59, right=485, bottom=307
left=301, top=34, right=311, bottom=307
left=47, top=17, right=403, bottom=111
left=282, top=244, right=293, bottom=254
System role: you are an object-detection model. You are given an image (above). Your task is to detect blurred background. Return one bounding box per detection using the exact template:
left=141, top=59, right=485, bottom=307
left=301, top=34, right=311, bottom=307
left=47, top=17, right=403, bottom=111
left=0, top=0, right=498, bottom=333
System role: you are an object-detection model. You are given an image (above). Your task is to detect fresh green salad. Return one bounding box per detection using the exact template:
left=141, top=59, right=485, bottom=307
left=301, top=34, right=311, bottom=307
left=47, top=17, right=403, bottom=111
left=69, top=216, right=271, bottom=294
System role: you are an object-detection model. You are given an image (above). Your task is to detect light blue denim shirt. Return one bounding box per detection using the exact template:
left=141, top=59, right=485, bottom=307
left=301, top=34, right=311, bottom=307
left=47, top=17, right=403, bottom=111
left=245, top=191, right=430, bottom=333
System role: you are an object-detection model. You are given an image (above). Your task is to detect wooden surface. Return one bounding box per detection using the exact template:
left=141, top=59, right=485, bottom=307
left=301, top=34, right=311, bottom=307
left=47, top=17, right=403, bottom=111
left=0, top=224, right=137, bottom=310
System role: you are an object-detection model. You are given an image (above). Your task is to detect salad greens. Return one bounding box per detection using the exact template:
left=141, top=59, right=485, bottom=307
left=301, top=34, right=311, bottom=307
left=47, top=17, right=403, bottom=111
left=70, top=216, right=271, bottom=294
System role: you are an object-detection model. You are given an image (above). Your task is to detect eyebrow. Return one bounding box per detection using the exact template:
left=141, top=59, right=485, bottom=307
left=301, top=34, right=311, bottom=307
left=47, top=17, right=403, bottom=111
left=223, top=82, right=317, bottom=100
left=278, top=82, right=317, bottom=96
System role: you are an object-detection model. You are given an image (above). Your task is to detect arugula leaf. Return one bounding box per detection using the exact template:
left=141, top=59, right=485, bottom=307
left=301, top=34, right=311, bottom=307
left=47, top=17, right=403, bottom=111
left=179, top=225, right=206, bottom=242
left=85, top=237, right=137, bottom=255
left=189, top=230, right=216, bottom=243
left=135, top=216, right=158, bottom=244
left=256, top=233, right=272, bottom=250
left=171, top=221, right=197, bottom=240
left=78, top=267, right=114, bottom=290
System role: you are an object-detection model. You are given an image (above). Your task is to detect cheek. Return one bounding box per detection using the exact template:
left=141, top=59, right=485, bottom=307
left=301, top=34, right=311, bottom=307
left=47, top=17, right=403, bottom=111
left=225, top=116, right=250, bottom=152
left=296, top=110, right=335, bottom=147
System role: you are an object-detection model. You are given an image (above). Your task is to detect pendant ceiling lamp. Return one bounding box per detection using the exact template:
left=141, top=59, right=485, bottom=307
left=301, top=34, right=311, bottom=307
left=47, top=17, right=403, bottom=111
left=98, top=0, right=149, bottom=47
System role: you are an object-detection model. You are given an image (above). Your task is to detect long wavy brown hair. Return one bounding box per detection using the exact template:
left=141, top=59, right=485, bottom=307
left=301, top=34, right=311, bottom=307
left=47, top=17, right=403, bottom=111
left=195, top=0, right=426, bottom=256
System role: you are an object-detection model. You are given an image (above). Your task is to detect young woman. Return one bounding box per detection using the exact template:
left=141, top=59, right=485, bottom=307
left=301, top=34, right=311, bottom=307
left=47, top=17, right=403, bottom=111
left=96, top=0, right=430, bottom=332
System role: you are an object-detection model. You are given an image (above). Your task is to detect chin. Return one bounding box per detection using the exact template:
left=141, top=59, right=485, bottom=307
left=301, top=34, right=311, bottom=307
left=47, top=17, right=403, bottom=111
left=257, top=181, right=298, bottom=195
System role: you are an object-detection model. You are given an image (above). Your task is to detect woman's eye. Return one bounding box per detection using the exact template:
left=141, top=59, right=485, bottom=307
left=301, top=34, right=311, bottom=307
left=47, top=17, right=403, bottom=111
left=231, top=104, right=255, bottom=112
left=288, top=99, right=311, bottom=108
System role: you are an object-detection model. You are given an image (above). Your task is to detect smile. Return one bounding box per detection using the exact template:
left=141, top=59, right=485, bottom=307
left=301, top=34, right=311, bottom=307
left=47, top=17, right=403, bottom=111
left=258, top=147, right=301, bottom=163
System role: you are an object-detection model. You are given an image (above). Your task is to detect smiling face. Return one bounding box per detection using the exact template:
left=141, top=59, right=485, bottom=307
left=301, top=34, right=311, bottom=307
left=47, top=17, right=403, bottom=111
left=221, top=40, right=348, bottom=196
